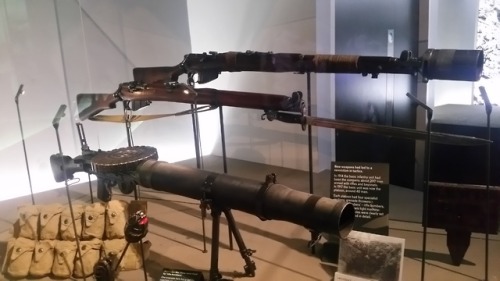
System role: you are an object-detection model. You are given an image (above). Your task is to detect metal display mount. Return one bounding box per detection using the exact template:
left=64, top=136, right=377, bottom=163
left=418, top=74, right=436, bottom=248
left=122, top=101, right=150, bottom=281
left=405, top=93, right=433, bottom=281
left=410, top=88, right=493, bottom=281
left=76, top=123, right=94, bottom=203
left=14, top=84, right=35, bottom=205
left=479, top=86, right=492, bottom=281
left=51, top=104, right=87, bottom=280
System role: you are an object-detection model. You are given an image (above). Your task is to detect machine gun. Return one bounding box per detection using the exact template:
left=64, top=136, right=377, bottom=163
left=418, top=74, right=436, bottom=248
left=50, top=145, right=355, bottom=280
left=132, top=49, right=484, bottom=84
left=50, top=145, right=354, bottom=237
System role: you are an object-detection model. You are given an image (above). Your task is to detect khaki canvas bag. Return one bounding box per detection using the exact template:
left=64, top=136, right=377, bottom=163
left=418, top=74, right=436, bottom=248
left=18, top=205, right=39, bottom=240
left=105, top=200, right=128, bottom=239
left=82, top=202, right=106, bottom=240
left=52, top=240, right=77, bottom=278
left=39, top=204, right=64, bottom=240
left=4, top=237, right=35, bottom=278
left=29, top=240, right=56, bottom=277
left=73, top=239, right=102, bottom=278
left=102, top=239, right=151, bottom=271
left=60, top=204, right=85, bottom=241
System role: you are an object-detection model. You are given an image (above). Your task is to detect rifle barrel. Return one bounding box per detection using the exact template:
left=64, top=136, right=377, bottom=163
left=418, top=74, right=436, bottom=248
left=272, top=113, right=490, bottom=146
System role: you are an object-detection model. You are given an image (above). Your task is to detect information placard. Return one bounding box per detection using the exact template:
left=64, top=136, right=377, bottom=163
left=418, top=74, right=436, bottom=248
left=331, top=162, right=389, bottom=235
left=159, top=268, right=205, bottom=281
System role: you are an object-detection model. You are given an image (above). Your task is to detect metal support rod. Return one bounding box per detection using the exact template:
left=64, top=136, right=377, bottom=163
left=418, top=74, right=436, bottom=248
left=306, top=72, right=313, bottom=195
left=76, top=123, right=94, bottom=203
left=52, top=105, right=87, bottom=281
left=14, top=85, right=35, bottom=205
left=479, top=86, right=492, bottom=281
left=306, top=72, right=316, bottom=254
left=123, top=103, right=147, bottom=281
left=406, top=93, right=433, bottom=281
left=484, top=111, right=491, bottom=281
left=113, top=242, right=130, bottom=272
left=219, top=106, right=228, bottom=174
left=219, top=106, right=233, bottom=250
left=191, top=102, right=208, bottom=252
left=420, top=108, right=432, bottom=281
left=88, top=174, right=94, bottom=204
left=191, top=104, right=202, bottom=169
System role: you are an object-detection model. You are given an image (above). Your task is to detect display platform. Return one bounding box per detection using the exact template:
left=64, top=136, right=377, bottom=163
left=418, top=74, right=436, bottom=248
left=0, top=156, right=498, bottom=281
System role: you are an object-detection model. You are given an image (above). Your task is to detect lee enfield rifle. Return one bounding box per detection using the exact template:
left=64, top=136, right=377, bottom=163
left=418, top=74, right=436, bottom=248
left=76, top=81, right=491, bottom=146
left=132, top=49, right=484, bottom=84
left=77, top=81, right=305, bottom=122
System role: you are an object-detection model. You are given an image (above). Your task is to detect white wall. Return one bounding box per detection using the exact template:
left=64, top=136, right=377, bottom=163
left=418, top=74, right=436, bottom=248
left=0, top=0, right=193, bottom=201
left=186, top=0, right=328, bottom=172
left=2, top=0, right=331, bottom=201
left=428, top=0, right=479, bottom=106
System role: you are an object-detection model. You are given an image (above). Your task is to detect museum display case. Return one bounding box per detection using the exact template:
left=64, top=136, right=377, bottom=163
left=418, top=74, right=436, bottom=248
left=0, top=1, right=498, bottom=280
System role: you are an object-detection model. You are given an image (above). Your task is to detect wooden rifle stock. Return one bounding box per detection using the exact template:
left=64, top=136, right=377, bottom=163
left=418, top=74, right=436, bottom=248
left=77, top=82, right=304, bottom=122
left=133, top=49, right=484, bottom=84
left=118, top=82, right=304, bottom=113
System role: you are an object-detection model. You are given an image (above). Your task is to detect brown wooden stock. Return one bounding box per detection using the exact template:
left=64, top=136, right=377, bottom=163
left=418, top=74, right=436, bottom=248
left=77, top=93, right=120, bottom=121
left=118, top=83, right=302, bottom=112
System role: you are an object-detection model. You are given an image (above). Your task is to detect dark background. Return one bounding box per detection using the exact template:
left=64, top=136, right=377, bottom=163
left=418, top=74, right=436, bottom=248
left=334, top=0, right=419, bottom=189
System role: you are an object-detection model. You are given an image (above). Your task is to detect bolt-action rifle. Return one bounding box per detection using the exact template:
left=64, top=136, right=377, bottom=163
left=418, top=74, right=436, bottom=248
left=76, top=81, right=490, bottom=146
left=132, top=49, right=484, bottom=84
left=77, top=81, right=304, bottom=122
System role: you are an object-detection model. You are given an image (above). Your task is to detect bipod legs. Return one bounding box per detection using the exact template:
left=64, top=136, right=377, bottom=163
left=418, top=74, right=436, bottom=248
left=208, top=207, right=256, bottom=281
left=222, top=209, right=256, bottom=277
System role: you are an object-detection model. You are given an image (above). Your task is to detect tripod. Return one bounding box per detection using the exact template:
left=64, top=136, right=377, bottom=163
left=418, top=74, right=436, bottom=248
left=200, top=175, right=256, bottom=281
left=94, top=210, right=149, bottom=281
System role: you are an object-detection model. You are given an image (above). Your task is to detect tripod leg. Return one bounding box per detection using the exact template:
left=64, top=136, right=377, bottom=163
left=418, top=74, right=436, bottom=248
left=209, top=208, right=223, bottom=281
left=113, top=243, right=130, bottom=272
left=222, top=209, right=256, bottom=277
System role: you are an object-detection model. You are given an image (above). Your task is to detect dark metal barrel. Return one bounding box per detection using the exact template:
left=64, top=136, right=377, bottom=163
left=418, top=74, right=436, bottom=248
left=136, top=159, right=355, bottom=238
left=422, top=49, right=484, bottom=81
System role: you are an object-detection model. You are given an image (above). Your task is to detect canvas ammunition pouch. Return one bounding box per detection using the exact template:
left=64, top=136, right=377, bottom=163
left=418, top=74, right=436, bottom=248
left=52, top=240, right=77, bottom=278
left=29, top=240, right=56, bottom=277
left=60, top=204, right=85, bottom=241
left=39, top=204, right=64, bottom=240
left=3, top=237, right=35, bottom=278
left=105, top=200, right=128, bottom=239
left=82, top=202, right=106, bottom=240
left=73, top=239, right=102, bottom=278
left=18, top=205, right=39, bottom=240
left=103, top=239, right=151, bottom=270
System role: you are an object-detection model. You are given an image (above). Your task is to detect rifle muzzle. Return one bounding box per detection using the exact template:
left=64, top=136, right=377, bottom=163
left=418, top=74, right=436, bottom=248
left=422, top=49, right=484, bottom=81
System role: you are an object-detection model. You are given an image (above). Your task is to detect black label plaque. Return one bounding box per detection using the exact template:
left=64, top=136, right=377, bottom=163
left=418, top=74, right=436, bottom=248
left=159, top=268, right=205, bottom=281
left=331, top=162, right=389, bottom=235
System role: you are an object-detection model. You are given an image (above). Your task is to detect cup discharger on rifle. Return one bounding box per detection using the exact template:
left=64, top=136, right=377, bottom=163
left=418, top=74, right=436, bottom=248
left=132, top=49, right=484, bottom=84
